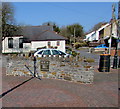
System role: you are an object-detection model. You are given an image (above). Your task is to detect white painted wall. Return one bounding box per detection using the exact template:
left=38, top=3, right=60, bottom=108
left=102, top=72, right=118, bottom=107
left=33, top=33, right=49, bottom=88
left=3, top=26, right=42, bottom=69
left=85, top=31, right=97, bottom=41
left=2, top=36, right=24, bottom=53
left=2, top=37, right=66, bottom=53
left=23, top=43, right=31, bottom=53
left=96, top=31, right=99, bottom=40
left=85, top=31, right=95, bottom=41
left=112, top=22, right=118, bottom=37
left=31, top=40, right=66, bottom=52
left=58, top=40, right=65, bottom=52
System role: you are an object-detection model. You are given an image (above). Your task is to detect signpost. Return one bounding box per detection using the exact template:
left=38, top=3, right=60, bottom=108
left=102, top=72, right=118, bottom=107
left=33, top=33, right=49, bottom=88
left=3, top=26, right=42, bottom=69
left=25, top=57, right=41, bottom=80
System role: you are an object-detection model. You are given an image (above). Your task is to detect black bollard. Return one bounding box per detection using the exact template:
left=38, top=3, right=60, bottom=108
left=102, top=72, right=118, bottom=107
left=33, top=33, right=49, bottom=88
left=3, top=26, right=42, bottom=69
left=118, top=56, right=120, bottom=68
left=113, top=54, right=118, bottom=69
left=99, top=54, right=111, bottom=72
left=34, top=57, right=36, bottom=77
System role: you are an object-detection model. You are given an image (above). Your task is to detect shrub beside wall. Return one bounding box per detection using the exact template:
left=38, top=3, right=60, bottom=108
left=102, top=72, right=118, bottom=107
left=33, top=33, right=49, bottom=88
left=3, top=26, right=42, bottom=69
left=74, top=42, right=88, bottom=49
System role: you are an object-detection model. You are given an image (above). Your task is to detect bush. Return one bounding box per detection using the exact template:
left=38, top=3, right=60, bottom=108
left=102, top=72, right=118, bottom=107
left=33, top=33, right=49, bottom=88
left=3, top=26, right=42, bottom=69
left=67, top=47, right=72, bottom=51
left=85, top=58, right=95, bottom=63
left=66, top=48, right=72, bottom=54
left=72, top=51, right=77, bottom=57
left=74, top=42, right=81, bottom=49
left=74, top=42, right=88, bottom=49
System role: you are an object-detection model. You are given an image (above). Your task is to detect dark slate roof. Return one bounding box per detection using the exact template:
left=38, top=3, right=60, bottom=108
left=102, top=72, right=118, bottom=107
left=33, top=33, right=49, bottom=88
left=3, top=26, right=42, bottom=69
left=21, top=26, right=67, bottom=41
left=31, top=30, right=67, bottom=41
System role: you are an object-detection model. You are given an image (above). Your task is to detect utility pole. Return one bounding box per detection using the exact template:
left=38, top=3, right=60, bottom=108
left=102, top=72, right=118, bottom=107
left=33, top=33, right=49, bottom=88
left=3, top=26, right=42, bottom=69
left=109, top=4, right=115, bottom=54
left=108, top=22, right=112, bottom=54
left=118, top=0, right=120, bottom=68
left=74, top=27, right=76, bottom=43
left=119, top=0, right=120, bottom=19
left=112, top=2, right=120, bottom=69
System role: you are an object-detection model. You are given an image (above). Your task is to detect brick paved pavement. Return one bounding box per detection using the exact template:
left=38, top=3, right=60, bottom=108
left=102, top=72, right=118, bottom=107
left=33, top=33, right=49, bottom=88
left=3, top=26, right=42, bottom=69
left=0, top=54, right=119, bottom=108
left=1, top=66, right=119, bottom=107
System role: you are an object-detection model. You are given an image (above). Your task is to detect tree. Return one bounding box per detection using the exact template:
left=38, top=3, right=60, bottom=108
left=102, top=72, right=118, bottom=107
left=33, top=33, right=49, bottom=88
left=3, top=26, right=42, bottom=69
left=60, top=23, right=84, bottom=44
left=60, top=26, right=71, bottom=44
left=1, top=2, right=21, bottom=40
left=90, top=22, right=108, bottom=32
left=67, top=23, right=84, bottom=38
left=42, top=21, right=60, bottom=33
left=60, top=26, right=70, bottom=37
left=53, top=23, right=60, bottom=33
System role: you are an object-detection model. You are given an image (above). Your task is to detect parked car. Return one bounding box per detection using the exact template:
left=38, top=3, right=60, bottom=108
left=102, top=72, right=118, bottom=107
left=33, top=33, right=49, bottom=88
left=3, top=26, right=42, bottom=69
left=94, top=44, right=108, bottom=52
left=34, top=48, right=70, bottom=57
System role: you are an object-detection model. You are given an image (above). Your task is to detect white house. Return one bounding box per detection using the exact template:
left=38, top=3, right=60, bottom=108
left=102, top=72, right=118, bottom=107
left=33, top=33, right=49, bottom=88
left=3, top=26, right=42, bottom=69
left=2, top=26, right=67, bottom=53
left=84, top=31, right=96, bottom=42
left=2, top=36, right=32, bottom=53
left=84, top=23, right=110, bottom=42
left=28, top=29, right=66, bottom=52
left=84, top=22, right=119, bottom=48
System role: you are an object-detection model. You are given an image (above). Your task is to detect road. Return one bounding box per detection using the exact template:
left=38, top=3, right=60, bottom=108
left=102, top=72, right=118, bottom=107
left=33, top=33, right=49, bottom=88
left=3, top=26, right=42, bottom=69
left=74, top=48, right=115, bottom=67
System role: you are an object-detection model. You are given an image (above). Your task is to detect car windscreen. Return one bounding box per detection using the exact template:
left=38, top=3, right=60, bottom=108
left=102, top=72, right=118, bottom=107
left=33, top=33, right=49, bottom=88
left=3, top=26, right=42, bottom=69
left=58, top=51, right=66, bottom=55
left=52, top=50, right=60, bottom=55
left=43, top=50, right=51, bottom=55
left=38, top=50, right=43, bottom=54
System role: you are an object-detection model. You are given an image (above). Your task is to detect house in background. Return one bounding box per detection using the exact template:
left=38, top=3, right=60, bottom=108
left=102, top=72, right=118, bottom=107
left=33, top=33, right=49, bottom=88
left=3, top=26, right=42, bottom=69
left=84, top=23, right=110, bottom=46
left=84, top=22, right=118, bottom=47
left=2, top=26, right=67, bottom=53
left=104, top=20, right=118, bottom=47
left=84, top=31, right=96, bottom=42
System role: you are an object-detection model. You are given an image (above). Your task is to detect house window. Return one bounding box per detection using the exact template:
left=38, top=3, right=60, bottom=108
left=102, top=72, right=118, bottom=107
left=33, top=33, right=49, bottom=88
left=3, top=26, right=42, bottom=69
left=8, top=38, right=13, bottom=48
left=48, top=41, right=51, bottom=47
left=57, top=41, right=60, bottom=46
left=19, top=38, right=23, bottom=48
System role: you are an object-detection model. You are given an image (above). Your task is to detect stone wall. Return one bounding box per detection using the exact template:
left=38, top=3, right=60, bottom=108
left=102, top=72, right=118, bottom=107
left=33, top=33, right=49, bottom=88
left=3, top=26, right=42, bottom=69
left=6, top=55, right=94, bottom=84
